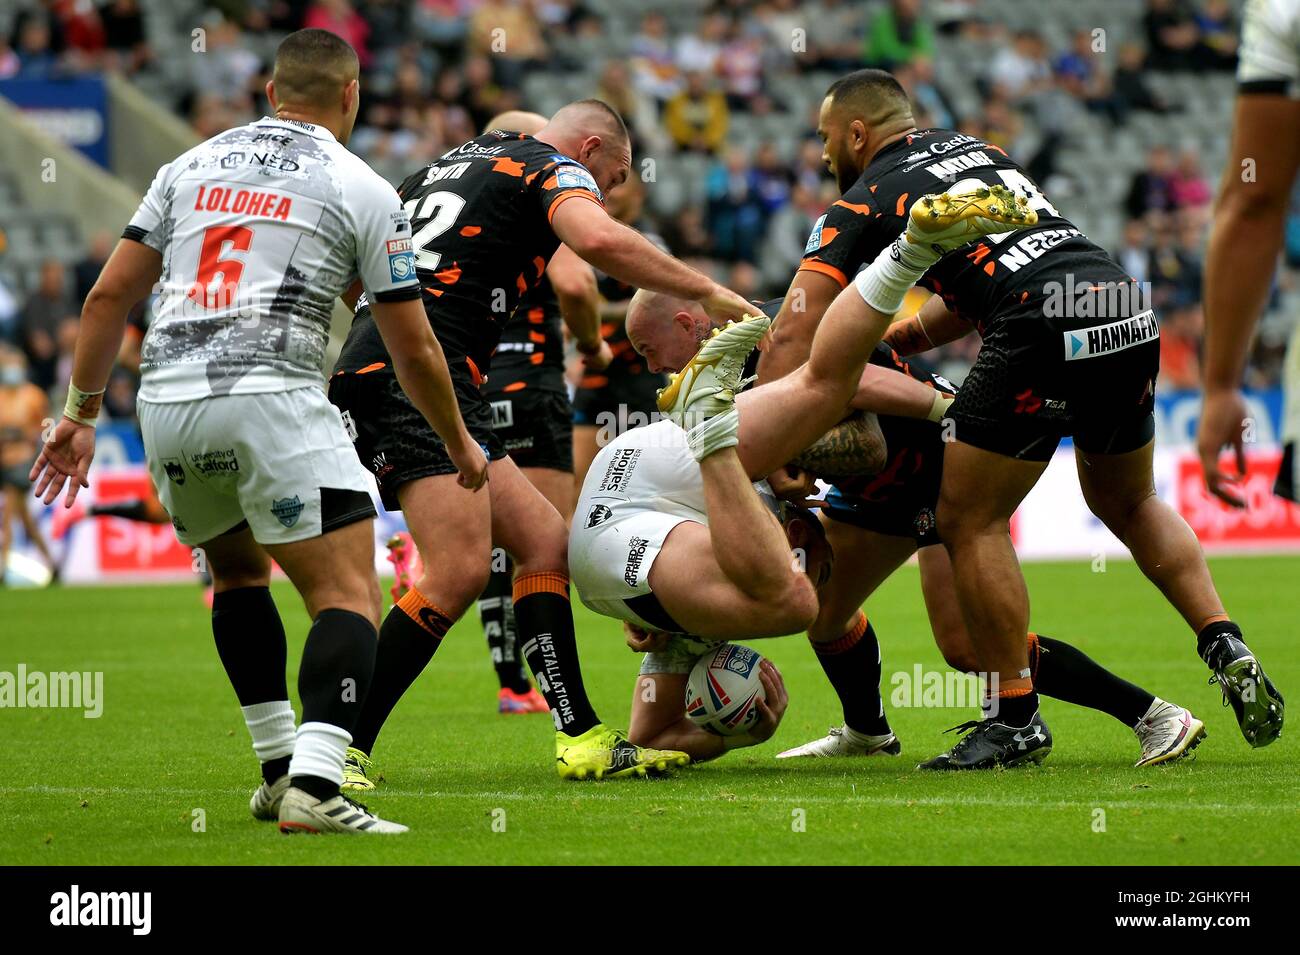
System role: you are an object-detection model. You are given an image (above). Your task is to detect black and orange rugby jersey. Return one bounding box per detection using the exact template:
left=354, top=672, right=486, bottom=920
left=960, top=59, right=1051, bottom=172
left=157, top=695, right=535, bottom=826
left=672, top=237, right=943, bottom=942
left=484, top=273, right=566, bottom=395
left=798, top=127, right=1126, bottom=331
left=337, top=131, right=604, bottom=376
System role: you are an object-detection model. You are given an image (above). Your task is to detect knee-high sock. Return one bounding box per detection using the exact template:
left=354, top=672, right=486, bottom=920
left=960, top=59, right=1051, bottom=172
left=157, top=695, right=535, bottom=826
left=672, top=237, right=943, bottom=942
left=290, top=608, right=378, bottom=800
left=811, top=611, right=892, bottom=736
left=513, top=571, right=599, bottom=735
left=1030, top=632, right=1154, bottom=727
left=348, top=588, right=452, bottom=758
left=478, top=557, right=531, bottom=693
left=212, top=586, right=293, bottom=783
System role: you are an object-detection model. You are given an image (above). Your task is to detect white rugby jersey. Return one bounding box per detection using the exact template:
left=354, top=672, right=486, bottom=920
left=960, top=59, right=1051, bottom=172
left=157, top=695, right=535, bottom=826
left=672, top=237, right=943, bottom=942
left=1239, top=0, right=1300, bottom=96
left=125, top=117, right=419, bottom=402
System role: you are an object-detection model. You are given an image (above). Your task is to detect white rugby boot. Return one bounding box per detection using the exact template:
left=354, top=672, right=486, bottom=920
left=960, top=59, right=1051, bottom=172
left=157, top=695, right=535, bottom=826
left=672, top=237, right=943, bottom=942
left=277, top=786, right=408, bottom=834
left=249, top=774, right=291, bottom=821
left=656, top=313, right=771, bottom=428
left=1133, top=699, right=1206, bottom=767
left=777, top=724, right=901, bottom=759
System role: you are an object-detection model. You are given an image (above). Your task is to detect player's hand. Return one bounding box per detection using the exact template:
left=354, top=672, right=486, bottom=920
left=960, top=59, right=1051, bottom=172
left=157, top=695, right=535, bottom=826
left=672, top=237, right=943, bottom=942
left=768, top=466, right=823, bottom=508
left=30, top=417, right=96, bottom=507
left=698, top=284, right=754, bottom=324
left=748, top=659, right=788, bottom=744
left=1196, top=387, right=1250, bottom=508
left=448, top=431, right=490, bottom=492
left=579, top=339, right=614, bottom=372
left=624, top=621, right=671, bottom=653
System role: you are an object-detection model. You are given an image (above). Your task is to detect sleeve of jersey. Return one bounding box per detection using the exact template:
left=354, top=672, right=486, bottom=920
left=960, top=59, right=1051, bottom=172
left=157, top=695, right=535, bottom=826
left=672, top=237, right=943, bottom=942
left=349, top=172, right=422, bottom=303
left=538, top=163, right=605, bottom=223
left=122, top=161, right=172, bottom=251
left=797, top=196, right=888, bottom=290
left=1237, top=0, right=1300, bottom=95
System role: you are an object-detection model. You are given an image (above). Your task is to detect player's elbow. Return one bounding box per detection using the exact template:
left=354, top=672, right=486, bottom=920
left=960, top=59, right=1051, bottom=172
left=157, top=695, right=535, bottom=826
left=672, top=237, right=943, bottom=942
left=772, top=575, right=819, bottom=635
left=551, top=261, right=598, bottom=303
left=1216, top=175, right=1289, bottom=222
left=563, top=218, right=620, bottom=265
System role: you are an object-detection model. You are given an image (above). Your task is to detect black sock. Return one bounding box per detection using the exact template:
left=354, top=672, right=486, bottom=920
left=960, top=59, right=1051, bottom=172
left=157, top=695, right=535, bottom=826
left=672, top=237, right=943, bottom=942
left=88, top=500, right=154, bottom=522
left=1032, top=633, right=1154, bottom=727
left=212, top=587, right=290, bottom=784
left=811, top=612, right=891, bottom=736
left=1196, top=619, right=1242, bottom=665
left=513, top=572, right=599, bottom=735
left=478, top=559, right=532, bottom=693
left=348, top=589, right=451, bottom=756
left=993, top=689, right=1040, bottom=726
left=292, top=608, right=379, bottom=801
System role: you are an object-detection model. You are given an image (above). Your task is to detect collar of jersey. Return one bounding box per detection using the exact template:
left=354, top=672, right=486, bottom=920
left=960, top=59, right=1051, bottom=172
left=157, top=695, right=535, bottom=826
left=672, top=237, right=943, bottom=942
left=256, top=116, right=336, bottom=143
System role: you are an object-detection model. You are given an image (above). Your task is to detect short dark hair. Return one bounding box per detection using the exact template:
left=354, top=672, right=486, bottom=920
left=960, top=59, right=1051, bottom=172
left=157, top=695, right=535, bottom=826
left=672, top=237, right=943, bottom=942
left=825, top=69, right=912, bottom=124
left=567, top=98, right=630, bottom=144
left=272, top=29, right=359, bottom=107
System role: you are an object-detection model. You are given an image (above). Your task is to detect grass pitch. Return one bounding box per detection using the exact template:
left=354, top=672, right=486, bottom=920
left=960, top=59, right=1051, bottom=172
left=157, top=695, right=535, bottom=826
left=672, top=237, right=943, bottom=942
left=2, top=556, right=1296, bottom=865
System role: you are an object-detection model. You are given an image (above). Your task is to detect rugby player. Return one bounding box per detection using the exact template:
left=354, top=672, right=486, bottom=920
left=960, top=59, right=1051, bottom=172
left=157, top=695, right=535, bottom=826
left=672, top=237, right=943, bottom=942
left=662, top=69, right=1283, bottom=767
left=571, top=176, right=670, bottom=487
left=329, top=99, right=754, bottom=782
left=628, top=294, right=1206, bottom=768
left=380, top=111, right=611, bottom=717
left=1198, top=0, right=1300, bottom=507
left=31, top=29, right=487, bottom=833
left=0, top=346, right=57, bottom=584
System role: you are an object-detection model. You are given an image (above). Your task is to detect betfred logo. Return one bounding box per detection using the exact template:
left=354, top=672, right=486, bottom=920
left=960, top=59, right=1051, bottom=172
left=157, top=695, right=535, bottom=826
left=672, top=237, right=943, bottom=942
left=1178, top=452, right=1300, bottom=547
left=386, top=238, right=412, bottom=254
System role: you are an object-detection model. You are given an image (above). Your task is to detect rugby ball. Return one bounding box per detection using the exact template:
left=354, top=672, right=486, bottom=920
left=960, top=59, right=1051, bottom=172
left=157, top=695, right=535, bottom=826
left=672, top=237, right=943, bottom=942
left=685, top=644, right=767, bottom=736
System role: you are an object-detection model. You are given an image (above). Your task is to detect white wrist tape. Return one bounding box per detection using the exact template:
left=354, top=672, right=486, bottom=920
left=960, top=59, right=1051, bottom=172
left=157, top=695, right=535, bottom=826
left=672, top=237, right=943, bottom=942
left=63, top=384, right=104, bottom=427
left=927, top=392, right=954, bottom=423
left=854, top=239, right=936, bottom=315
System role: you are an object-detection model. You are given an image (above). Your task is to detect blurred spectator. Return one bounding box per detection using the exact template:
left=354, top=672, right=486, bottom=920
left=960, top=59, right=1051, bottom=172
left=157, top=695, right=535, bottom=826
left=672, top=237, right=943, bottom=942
left=1125, top=146, right=1177, bottom=221
left=415, top=0, right=471, bottom=51
left=864, top=0, right=935, bottom=70
left=190, top=17, right=261, bottom=109
left=1054, top=28, right=1123, bottom=124
left=1193, top=0, right=1238, bottom=71
left=802, top=0, right=864, bottom=71
left=468, top=0, right=547, bottom=90
left=304, top=0, right=372, bottom=69
left=1113, top=43, right=1175, bottom=121
left=1143, top=0, right=1200, bottom=71
left=101, top=0, right=152, bottom=74
left=104, top=367, right=138, bottom=421
left=1159, top=304, right=1203, bottom=389
left=661, top=205, right=713, bottom=260
left=0, top=35, right=20, bottom=79
left=630, top=12, right=680, bottom=102
left=1169, top=149, right=1212, bottom=213
left=676, top=12, right=727, bottom=75
left=793, top=139, right=830, bottom=193
left=706, top=148, right=766, bottom=263
left=987, top=30, right=1052, bottom=103
left=20, top=260, right=74, bottom=392
left=719, top=19, right=765, bottom=109
left=1114, top=219, right=1152, bottom=286
left=664, top=71, right=729, bottom=155
left=896, top=55, right=957, bottom=129
left=1148, top=221, right=1202, bottom=310
left=595, top=60, right=665, bottom=157
left=14, top=16, right=58, bottom=78
left=74, top=232, right=113, bottom=305
left=749, top=142, right=794, bottom=216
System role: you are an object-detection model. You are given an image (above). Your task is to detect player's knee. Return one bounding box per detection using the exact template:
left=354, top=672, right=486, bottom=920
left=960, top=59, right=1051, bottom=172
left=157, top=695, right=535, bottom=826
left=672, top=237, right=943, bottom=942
left=1084, top=485, right=1154, bottom=535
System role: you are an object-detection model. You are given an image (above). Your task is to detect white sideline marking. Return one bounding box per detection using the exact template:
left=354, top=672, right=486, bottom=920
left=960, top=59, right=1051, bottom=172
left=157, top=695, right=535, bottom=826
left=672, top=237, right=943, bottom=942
left=0, top=785, right=1286, bottom=814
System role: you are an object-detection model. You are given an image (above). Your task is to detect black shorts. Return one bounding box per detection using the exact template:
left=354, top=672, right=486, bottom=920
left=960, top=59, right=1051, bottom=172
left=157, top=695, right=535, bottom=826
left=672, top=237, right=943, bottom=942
left=484, top=387, right=573, bottom=472
left=328, top=363, right=506, bottom=512
left=949, top=297, right=1159, bottom=462
left=572, top=368, right=665, bottom=429
left=823, top=443, right=944, bottom=548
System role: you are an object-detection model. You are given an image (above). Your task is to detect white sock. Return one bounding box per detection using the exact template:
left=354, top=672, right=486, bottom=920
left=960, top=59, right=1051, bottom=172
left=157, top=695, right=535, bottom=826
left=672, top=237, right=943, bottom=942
left=241, top=700, right=296, bottom=764
left=288, top=721, right=351, bottom=787
left=687, top=406, right=740, bottom=461
left=854, top=238, right=939, bottom=315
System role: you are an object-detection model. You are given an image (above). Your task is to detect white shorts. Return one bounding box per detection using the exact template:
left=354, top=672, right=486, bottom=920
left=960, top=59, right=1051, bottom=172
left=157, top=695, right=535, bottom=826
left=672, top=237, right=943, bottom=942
left=569, top=419, right=776, bottom=632
left=138, top=385, right=375, bottom=547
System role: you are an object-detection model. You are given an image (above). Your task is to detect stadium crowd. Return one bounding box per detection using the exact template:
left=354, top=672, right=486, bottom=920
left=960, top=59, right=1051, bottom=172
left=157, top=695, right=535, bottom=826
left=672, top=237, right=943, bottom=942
left=0, top=0, right=1296, bottom=418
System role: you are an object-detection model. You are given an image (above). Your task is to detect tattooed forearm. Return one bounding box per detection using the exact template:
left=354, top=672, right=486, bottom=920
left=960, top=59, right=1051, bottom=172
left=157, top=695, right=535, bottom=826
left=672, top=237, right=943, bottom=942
left=883, top=315, right=933, bottom=356
left=792, top=412, right=887, bottom=480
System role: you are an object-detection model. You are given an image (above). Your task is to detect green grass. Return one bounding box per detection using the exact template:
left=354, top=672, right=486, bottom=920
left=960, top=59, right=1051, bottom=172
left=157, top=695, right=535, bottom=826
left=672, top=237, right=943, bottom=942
left=1, top=556, right=1297, bottom=865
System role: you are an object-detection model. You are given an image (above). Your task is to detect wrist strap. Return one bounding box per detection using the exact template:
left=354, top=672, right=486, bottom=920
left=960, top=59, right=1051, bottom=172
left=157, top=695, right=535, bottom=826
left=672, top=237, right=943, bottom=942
left=927, top=392, right=954, bottom=424
left=64, top=384, right=104, bottom=427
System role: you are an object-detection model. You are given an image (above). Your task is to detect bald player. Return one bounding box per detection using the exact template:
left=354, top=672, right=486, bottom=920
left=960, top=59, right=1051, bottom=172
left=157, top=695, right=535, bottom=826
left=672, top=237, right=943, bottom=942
left=32, top=29, right=484, bottom=833
left=329, top=99, right=754, bottom=783
left=630, top=293, right=1207, bottom=769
